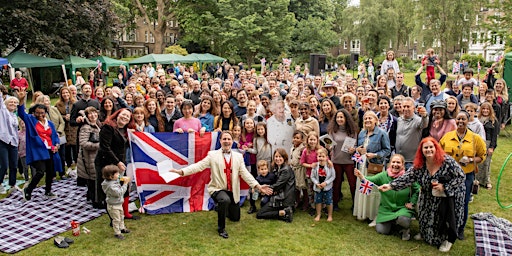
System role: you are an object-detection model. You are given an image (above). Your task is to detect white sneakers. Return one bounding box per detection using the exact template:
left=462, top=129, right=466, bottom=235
left=414, top=233, right=423, bottom=240
left=439, top=240, right=453, bottom=252
left=368, top=219, right=377, bottom=227
left=401, top=229, right=411, bottom=241
left=0, top=186, right=6, bottom=194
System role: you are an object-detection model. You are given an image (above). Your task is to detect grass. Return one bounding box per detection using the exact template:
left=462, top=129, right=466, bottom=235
left=3, top=127, right=512, bottom=256
left=4, top=72, right=512, bottom=255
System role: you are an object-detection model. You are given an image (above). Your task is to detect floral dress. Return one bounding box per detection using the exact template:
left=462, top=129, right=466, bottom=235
left=390, top=155, right=465, bottom=246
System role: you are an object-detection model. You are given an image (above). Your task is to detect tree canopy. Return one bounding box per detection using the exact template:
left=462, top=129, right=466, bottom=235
left=0, top=0, right=117, bottom=58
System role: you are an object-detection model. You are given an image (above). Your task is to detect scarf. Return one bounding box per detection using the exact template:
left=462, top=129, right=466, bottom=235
left=387, top=166, right=405, bottom=179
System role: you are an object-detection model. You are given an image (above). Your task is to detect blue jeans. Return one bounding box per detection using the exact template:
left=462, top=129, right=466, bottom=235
left=0, top=141, right=18, bottom=186
left=460, top=171, right=474, bottom=235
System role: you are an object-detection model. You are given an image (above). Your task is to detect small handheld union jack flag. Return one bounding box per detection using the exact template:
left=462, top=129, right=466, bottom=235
left=352, top=152, right=364, bottom=164
left=359, top=179, right=374, bottom=195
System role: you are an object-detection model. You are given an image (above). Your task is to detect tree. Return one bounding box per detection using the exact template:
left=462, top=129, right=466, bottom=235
left=0, top=0, right=117, bottom=58
left=164, top=45, right=188, bottom=55
left=482, top=0, right=512, bottom=48
left=341, top=0, right=398, bottom=57
left=173, top=0, right=221, bottom=54
left=288, top=0, right=339, bottom=62
left=132, top=0, right=174, bottom=54
left=392, top=0, right=415, bottom=51
left=292, top=17, right=338, bottom=63
left=289, top=0, right=336, bottom=21
left=217, top=0, right=296, bottom=67
left=414, top=0, right=477, bottom=67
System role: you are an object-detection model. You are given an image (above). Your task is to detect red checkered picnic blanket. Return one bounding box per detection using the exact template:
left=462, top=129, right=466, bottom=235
left=0, top=180, right=105, bottom=254
left=472, top=213, right=512, bottom=256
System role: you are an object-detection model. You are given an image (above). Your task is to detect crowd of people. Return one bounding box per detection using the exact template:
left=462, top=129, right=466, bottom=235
left=0, top=51, right=507, bottom=250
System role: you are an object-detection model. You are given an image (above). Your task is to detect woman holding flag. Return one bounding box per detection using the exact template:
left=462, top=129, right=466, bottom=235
left=354, top=154, right=420, bottom=241
left=379, top=137, right=466, bottom=252
left=353, top=111, right=391, bottom=224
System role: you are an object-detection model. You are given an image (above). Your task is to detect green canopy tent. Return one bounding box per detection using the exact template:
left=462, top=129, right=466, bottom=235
left=184, top=53, right=226, bottom=72
left=64, top=55, right=98, bottom=84
left=7, top=51, right=64, bottom=68
left=7, top=51, right=65, bottom=93
left=198, top=53, right=226, bottom=63
left=180, top=53, right=201, bottom=64
left=503, top=52, right=512, bottom=102
left=128, top=53, right=188, bottom=65
left=89, top=56, right=128, bottom=84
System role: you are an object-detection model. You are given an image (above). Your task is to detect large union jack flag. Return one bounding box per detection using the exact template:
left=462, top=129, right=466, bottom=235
left=128, top=131, right=249, bottom=215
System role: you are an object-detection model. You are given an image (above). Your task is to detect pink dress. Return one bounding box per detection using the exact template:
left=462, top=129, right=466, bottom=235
left=300, top=149, right=318, bottom=177
left=241, top=132, right=256, bottom=164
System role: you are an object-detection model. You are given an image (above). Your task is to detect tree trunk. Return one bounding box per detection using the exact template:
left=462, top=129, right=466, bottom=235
left=153, top=27, right=165, bottom=54
left=246, top=55, right=254, bottom=69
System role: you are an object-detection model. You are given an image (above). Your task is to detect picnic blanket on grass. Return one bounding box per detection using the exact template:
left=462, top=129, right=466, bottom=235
left=472, top=212, right=512, bottom=256
left=0, top=179, right=105, bottom=254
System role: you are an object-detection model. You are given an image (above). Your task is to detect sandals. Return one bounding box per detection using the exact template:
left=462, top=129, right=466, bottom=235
left=54, top=236, right=74, bottom=248
left=486, top=184, right=492, bottom=190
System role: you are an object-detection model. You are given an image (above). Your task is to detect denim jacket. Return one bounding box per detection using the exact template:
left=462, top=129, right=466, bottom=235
left=357, top=126, right=391, bottom=164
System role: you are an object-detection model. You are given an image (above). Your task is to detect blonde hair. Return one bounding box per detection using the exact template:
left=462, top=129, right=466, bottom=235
left=257, top=160, right=269, bottom=169
left=386, top=50, right=395, bottom=60
left=478, top=102, right=497, bottom=124
left=363, top=111, right=379, bottom=127
left=4, top=96, right=19, bottom=106
left=316, top=147, right=328, bottom=156
left=341, top=93, right=357, bottom=104
left=495, top=79, right=509, bottom=102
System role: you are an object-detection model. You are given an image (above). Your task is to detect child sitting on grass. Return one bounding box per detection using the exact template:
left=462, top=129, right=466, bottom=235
left=101, top=165, right=131, bottom=240
left=311, top=148, right=335, bottom=222
left=248, top=160, right=276, bottom=214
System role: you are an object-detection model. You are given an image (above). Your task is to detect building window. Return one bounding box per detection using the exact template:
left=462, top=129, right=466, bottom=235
left=145, top=31, right=149, bottom=43
left=170, top=33, right=175, bottom=44
left=170, top=20, right=174, bottom=27
left=480, top=32, right=485, bottom=44
left=150, top=32, right=155, bottom=43
left=471, top=33, right=477, bottom=44
left=350, top=40, right=360, bottom=52
left=491, top=33, right=497, bottom=45
left=343, top=41, right=347, bottom=49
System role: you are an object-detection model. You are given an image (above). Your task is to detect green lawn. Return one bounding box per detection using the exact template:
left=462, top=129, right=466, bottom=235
left=2, top=127, right=510, bottom=256
left=5, top=72, right=511, bottom=255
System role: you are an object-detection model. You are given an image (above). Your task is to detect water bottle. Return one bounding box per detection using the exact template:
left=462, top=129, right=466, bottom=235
left=252, top=190, right=259, bottom=200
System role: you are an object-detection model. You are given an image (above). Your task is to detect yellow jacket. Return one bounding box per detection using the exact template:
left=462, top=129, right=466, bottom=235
left=440, top=129, right=487, bottom=174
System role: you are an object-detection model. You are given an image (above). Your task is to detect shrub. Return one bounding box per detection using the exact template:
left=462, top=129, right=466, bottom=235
left=461, top=53, right=485, bottom=69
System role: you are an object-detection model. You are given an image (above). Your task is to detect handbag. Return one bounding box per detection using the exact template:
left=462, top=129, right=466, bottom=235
left=58, top=135, right=67, bottom=144
left=367, top=162, right=384, bottom=175
left=88, top=132, right=99, bottom=143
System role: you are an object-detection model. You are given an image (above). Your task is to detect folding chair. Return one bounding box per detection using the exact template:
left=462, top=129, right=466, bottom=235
left=49, top=82, right=65, bottom=98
